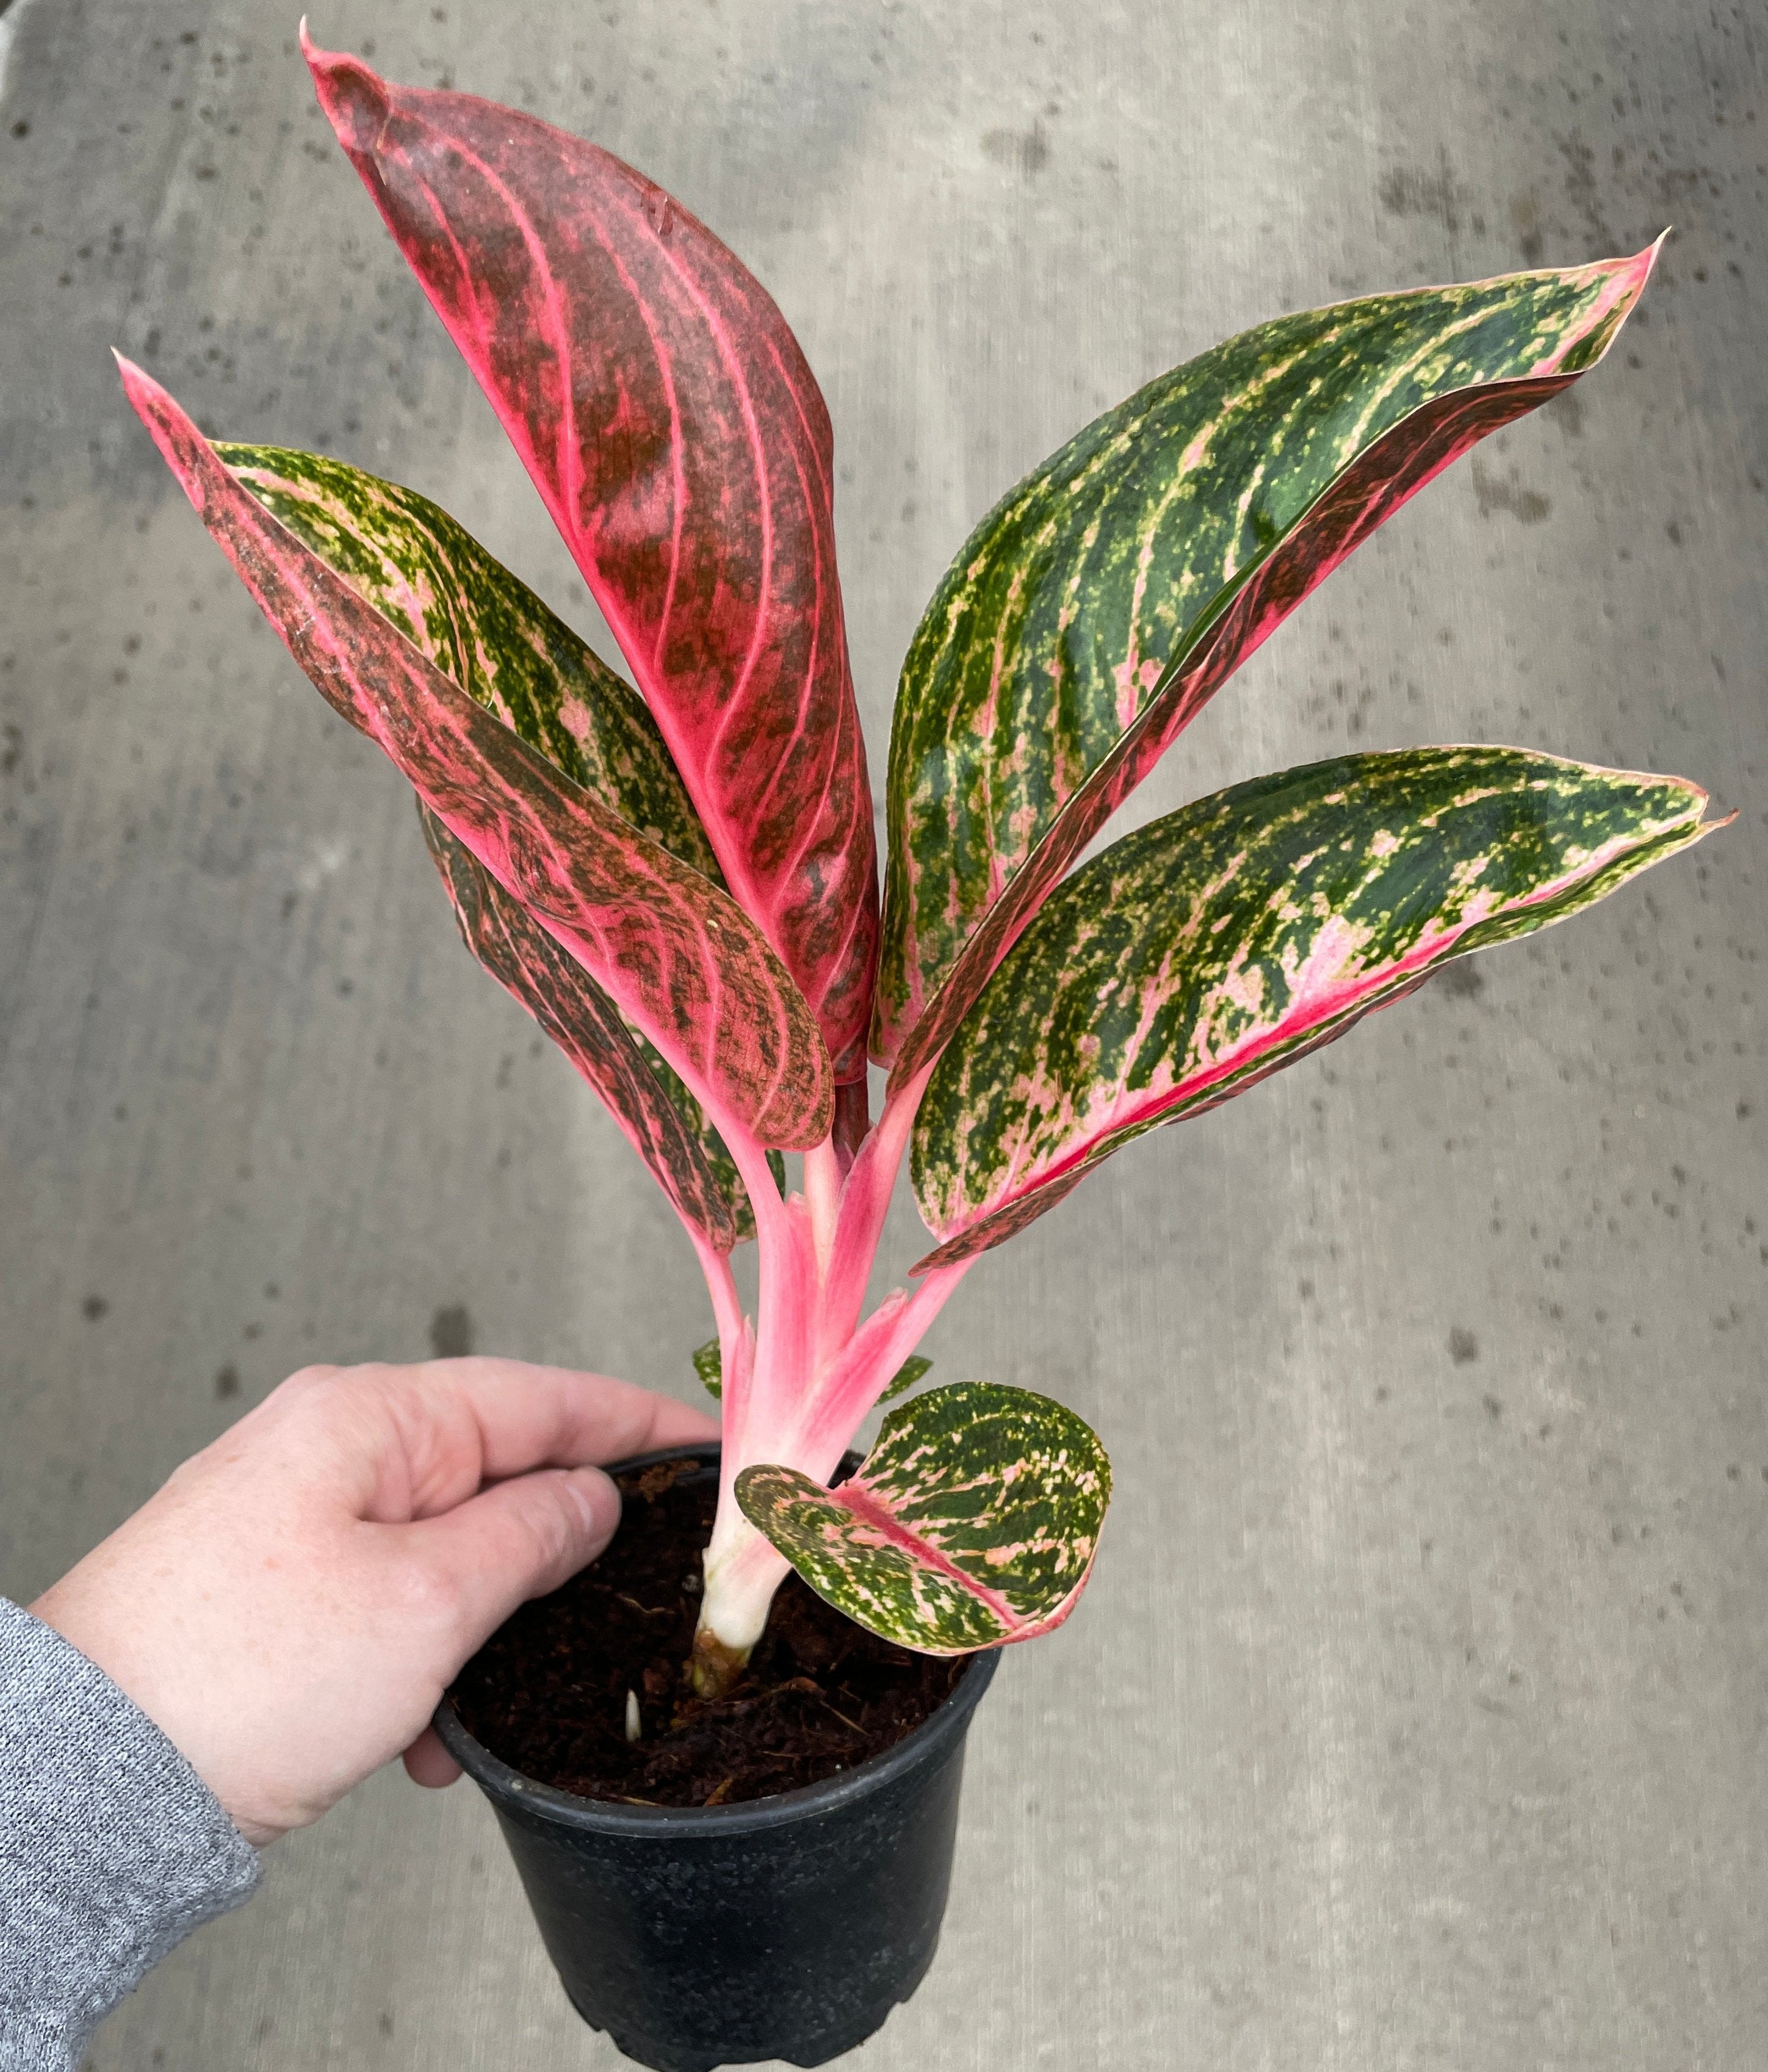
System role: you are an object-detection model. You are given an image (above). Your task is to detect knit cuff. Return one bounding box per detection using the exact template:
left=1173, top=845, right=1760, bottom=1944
left=0, top=1597, right=261, bottom=2070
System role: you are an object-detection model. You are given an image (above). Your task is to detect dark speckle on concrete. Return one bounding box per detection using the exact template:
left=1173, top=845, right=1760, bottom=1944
left=983, top=121, right=1049, bottom=176
left=1471, top=461, right=1550, bottom=523
left=1450, top=1327, right=1480, bottom=1365
left=430, top=1304, right=474, bottom=1360
left=1545, top=388, right=1584, bottom=436
left=1378, top=157, right=1462, bottom=232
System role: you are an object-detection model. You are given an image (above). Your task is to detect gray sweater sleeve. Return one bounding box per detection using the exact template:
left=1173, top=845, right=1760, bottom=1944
left=0, top=1598, right=261, bottom=2070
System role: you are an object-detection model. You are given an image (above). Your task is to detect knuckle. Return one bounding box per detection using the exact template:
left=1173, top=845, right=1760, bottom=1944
left=265, top=1363, right=345, bottom=1413
left=284, top=1362, right=345, bottom=1391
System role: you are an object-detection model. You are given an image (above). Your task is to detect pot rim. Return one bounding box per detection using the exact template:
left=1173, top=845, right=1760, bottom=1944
left=433, top=1440, right=1000, bottom=1838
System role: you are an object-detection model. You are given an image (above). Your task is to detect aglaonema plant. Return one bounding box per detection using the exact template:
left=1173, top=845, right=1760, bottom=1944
left=121, top=34, right=1726, bottom=1700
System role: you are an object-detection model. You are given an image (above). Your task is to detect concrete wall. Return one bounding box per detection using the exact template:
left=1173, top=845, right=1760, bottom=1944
left=2, top=1, right=1763, bottom=2065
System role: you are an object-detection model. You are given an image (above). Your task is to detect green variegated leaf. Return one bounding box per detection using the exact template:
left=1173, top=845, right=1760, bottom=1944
left=735, top=1382, right=1111, bottom=1653
left=219, top=444, right=776, bottom=1242
left=911, top=747, right=1722, bottom=1270
left=218, top=444, right=721, bottom=872
left=875, top=247, right=1660, bottom=1079
left=693, top=1338, right=723, bottom=1398
left=878, top=1355, right=933, bottom=1404
left=124, top=353, right=835, bottom=1146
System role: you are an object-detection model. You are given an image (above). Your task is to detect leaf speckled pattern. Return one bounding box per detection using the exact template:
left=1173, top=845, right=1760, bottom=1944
left=121, top=358, right=834, bottom=1149
left=305, top=35, right=879, bottom=1079
left=115, top=22, right=1732, bottom=1694
left=420, top=809, right=751, bottom=1247
left=876, top=246, right=1661, bottom=1078
left=218, top=444, right=768, bottom=1236
left=737, top=1383, right=1111, bottom=1653
left=911, top=747, right=1720, bottom=1269
left=219, top=444, right=721, bottom=875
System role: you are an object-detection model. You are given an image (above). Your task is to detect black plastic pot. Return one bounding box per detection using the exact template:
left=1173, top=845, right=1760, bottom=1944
left=433, top=1442, right=1000, bottom=2072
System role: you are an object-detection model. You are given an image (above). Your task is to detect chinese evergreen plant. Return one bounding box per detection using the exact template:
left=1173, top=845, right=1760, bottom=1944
left=121, top=36, right=1723, bottom=1698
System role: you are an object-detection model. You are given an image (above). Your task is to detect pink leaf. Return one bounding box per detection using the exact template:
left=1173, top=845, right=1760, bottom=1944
left=303, top=32, right=878, bottom=1079
left=120, top=355, right=832, bottom=1151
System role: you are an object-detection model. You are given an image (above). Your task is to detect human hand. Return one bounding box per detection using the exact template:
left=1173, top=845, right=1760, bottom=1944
left=31, top=1357, right=716, bottom=1846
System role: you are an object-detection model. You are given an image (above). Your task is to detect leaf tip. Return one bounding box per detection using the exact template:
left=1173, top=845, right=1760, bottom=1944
left=1622, top=228, right=1670, bottom=304
left=301, top=25, right=392, bottom=159
left=114, top=353, right=181, bottom=448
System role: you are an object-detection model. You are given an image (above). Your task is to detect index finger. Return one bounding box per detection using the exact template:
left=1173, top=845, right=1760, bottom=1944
left=322, top=1357, right=720, bottom=1519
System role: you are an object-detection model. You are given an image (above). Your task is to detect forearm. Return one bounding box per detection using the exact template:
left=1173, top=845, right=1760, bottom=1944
left=0, top=1598, right=260, bottom=2071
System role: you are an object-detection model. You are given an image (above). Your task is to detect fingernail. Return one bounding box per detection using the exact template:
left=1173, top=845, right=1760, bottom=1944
left=563, top=1465, right=621, bottom=1553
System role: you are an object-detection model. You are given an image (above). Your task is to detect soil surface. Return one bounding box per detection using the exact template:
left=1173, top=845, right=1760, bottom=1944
left=450, top=1457, right=966, bottom=1807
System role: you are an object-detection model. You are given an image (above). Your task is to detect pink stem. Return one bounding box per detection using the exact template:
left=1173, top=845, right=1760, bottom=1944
left=812, top=1063, right=931, bottom=1360
left=803, top=1137, right=843, bottom=1278
left=790, top=1258, right=973, bottom=1472
left=688, top=1230, right=745, bottom=1373
left=694, top=1063, right=961, bottom=1656
left=694, top=1108, right=818, bottom=1647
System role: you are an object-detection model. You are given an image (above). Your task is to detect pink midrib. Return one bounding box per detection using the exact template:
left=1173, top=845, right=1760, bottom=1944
left=409, top=101, right=862, bottom=1029
left=832, top=1476, right=1027, bottom=1634
left=379, top=104, right=798, bottom=945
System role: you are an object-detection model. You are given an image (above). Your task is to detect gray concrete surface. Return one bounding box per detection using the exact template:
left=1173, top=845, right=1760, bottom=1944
left=3, top=1, right=1764, bottom=2065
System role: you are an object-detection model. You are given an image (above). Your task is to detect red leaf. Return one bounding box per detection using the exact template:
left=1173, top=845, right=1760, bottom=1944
left=303, top=32, right=878, bottom=1079
left=120, top=356, right=833, bottom=1151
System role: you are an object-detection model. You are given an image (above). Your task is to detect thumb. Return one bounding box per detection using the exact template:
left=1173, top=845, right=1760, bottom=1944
left=405, top=1464, right=622, bottom=1653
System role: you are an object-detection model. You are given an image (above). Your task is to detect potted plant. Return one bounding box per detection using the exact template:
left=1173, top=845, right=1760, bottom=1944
left=118, top=31, right=1725, bottom=2071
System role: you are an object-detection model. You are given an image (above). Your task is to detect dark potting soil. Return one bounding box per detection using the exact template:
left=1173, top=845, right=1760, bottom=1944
left=450, top=1458, right=965, bottom=1808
